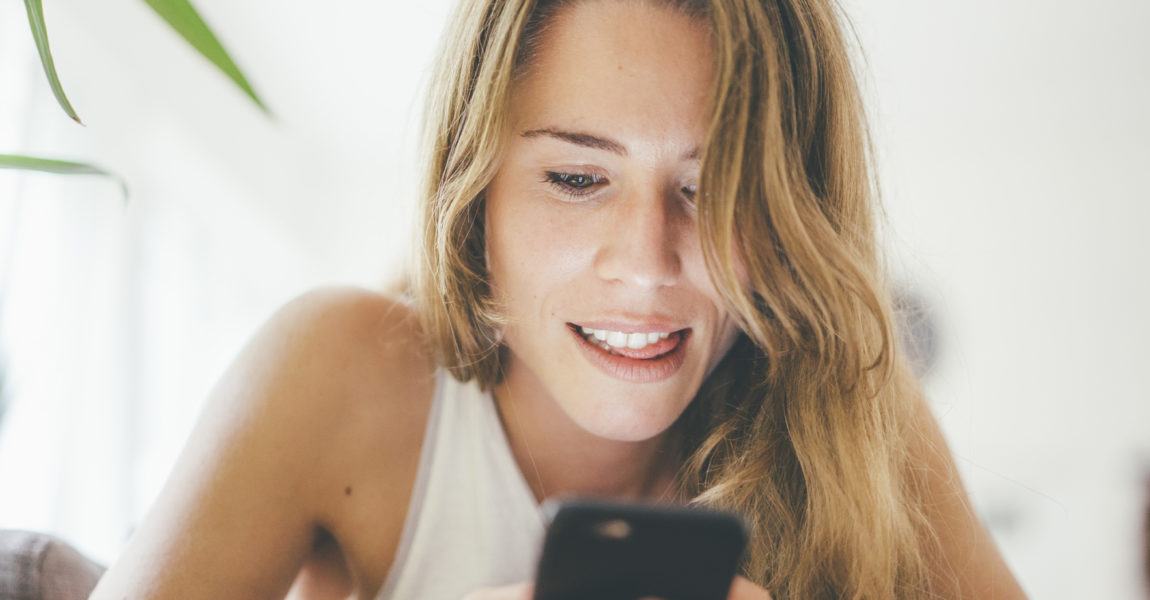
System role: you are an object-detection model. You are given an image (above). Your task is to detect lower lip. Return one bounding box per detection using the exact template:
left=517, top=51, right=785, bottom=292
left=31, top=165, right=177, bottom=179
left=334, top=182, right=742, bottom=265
left=568, top=325, right=690, bottom=383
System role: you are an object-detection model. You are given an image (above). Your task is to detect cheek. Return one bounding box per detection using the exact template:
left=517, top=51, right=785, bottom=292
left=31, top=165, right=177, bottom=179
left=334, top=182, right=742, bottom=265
left=679, top=226, right=728, bottom=312
left=486, top=196, right=589, bottom=311
left=681, top=232, right=745, bottom=370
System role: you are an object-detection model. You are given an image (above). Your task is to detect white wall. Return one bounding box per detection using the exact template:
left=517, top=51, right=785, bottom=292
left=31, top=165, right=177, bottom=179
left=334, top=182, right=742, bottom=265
left=850, top=1, right=1150, bottom=597
left=0, top=0, right=1146, bottom=597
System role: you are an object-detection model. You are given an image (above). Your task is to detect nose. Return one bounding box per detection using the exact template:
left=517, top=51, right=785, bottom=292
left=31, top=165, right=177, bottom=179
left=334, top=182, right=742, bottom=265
left=592, top=185, right=683, bottom=290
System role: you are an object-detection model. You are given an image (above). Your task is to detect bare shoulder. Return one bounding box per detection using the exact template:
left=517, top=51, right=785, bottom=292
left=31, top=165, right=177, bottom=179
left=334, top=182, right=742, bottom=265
left=252, top=285, right=434, bottom=388
left=255, top=287, right=439, bottom=593
left=248, top=285, right=438, bottom=519
left=91, top=286, right=436, bottom=599
left=208, top=285, right=436, bottom=471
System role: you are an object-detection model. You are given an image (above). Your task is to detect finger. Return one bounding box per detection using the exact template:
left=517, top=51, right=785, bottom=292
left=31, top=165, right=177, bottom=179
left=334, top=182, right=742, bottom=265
left=460, top=581, right=535, bottom=600
left=728, top=575, right=773, bottom=600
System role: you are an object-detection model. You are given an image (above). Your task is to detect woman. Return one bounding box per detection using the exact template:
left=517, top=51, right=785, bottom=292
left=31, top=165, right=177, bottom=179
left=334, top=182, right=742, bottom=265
left=90, top=0, right=1026, bottom=598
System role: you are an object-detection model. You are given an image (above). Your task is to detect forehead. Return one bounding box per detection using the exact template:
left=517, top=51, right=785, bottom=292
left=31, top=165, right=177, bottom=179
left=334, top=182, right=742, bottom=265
left=510, top=0, right=713, bottom=149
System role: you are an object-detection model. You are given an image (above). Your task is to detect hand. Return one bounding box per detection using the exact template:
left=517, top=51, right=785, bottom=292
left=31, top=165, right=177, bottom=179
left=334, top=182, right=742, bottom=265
left=461, top=576, right=772, bottom=600
left=727, top=576, right=773, bottom=599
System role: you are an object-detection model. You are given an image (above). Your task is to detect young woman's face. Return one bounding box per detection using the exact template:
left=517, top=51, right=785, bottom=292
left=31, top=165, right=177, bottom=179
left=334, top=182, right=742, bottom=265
left=486, top=0, right=741, bottom=442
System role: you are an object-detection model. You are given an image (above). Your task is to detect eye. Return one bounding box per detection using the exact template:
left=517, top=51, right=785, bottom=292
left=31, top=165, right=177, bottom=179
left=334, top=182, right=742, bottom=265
left=680, top=183, right=699, bottom=210
left=544, top=171, right=607, bottom=199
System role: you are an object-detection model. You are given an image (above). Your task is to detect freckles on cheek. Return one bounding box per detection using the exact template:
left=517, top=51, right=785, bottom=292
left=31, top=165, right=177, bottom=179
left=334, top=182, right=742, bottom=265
left=513, top=209, right=587, bottom=279
left=489, top=210, right=584, bottom=315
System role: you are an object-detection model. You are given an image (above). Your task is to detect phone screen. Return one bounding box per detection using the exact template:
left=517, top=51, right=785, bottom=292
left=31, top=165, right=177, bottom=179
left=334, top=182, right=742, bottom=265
left=532, top=499, right=748, bottom=600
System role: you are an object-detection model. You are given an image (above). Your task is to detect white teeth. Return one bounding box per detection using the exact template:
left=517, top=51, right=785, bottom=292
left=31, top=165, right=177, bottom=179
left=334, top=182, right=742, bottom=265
left=577, top=326, right=677, bottom=351
left=606, top=331, right=628, bottom=347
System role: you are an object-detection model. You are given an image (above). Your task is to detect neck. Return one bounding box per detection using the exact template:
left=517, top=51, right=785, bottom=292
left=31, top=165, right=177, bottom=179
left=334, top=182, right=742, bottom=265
left=492, top=366, right=683, bottom=504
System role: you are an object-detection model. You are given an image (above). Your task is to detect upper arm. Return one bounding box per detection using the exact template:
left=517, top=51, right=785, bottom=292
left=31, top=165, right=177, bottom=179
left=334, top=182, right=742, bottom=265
left=909, top=395, right=1028, bottom=599
left=90, top=287, right=432, bottom=600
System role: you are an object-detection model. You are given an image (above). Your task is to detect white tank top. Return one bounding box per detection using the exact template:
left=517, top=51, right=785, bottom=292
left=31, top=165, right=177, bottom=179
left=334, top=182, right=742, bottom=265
left=376, top=369, right=546, bottom=599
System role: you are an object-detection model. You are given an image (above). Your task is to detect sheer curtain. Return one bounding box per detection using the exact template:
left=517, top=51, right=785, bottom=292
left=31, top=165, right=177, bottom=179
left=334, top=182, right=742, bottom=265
left=0, top=0, right=438, bottom=565
left=0, top=1, right=137, bottom=562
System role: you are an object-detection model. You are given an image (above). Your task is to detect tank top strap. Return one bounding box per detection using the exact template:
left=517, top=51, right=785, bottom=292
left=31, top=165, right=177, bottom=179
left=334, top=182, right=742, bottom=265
left=377, top=369, right=545, bottom=599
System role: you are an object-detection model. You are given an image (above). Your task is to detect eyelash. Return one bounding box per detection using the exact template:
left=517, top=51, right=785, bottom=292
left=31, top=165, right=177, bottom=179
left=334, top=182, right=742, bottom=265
left=542, top=171, right=699, bottom=204
left=544, top=171, right=606, bottom=199
left=681, top=184, right=698, bottom=202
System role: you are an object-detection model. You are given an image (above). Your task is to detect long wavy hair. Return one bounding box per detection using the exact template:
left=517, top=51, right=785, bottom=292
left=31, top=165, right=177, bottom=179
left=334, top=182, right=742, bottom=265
left=406, top=0, right=943, bottom=597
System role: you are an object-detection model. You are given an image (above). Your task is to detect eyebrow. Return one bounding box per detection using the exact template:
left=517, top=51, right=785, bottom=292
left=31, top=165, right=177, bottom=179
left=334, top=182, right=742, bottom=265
left=520, top=127, right=701, bottom=161
left=521, top=128, right=628, bottom=155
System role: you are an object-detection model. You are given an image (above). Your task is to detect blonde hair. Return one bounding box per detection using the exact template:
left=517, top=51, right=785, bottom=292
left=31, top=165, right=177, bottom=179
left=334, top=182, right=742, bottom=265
left=407, top=0, right=941, bottom=597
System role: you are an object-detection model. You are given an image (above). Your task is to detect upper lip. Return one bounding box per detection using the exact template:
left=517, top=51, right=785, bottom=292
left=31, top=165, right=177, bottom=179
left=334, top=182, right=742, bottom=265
left=568, top=319, right=689, bottom=334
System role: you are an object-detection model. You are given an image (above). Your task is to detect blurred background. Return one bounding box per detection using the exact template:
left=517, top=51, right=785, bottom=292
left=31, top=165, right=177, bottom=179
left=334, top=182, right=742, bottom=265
left=0, top=0, right=1147, bottom=597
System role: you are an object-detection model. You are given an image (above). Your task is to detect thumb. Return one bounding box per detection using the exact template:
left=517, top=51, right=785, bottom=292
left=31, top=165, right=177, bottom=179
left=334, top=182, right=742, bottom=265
left=729, top=576, right=773, bottom=599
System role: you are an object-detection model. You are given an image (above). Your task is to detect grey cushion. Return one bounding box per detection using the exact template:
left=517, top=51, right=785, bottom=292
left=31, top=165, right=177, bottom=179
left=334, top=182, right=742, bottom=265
left=0, top=531, right=105, bottom=600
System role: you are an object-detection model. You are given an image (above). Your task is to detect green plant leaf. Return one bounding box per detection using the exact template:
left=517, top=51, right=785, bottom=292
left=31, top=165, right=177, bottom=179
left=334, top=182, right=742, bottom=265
left=0, top=154, right=128, bottom=199
left=23, top=0, right=82, bottom=124
left=142, top=0, right=270, bottom=114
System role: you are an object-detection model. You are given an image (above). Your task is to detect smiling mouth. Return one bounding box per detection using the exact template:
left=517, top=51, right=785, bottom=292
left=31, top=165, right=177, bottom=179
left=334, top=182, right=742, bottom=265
left=566, top=323, right=688, bottom=360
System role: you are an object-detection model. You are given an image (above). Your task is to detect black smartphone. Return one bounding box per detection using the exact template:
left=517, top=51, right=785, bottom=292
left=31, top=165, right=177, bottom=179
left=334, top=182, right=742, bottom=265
left=532, top=499, right=749, bottom=600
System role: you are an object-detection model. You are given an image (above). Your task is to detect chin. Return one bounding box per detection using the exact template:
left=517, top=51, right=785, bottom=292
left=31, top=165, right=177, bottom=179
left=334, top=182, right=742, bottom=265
left=564, top=389, right=689, bottom=443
